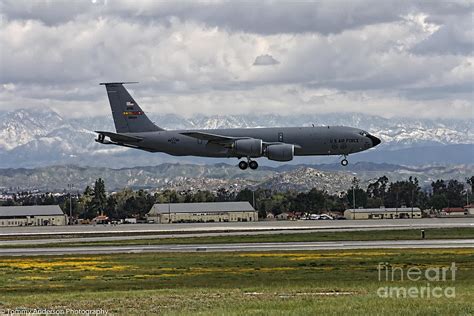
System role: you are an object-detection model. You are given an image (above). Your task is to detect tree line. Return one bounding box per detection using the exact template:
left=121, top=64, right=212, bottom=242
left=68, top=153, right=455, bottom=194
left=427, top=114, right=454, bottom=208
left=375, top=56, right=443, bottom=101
left=2, top=176, right=472, bottom=220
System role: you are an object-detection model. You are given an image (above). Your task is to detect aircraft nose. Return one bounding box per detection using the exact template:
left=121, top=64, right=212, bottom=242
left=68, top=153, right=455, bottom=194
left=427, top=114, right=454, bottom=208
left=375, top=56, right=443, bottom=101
left=367, top=134, right=381, bottom=147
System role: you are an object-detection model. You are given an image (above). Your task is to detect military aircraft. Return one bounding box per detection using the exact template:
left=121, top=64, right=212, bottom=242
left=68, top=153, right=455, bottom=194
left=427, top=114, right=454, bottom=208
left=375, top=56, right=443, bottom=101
left=95, top=82, right=381, bottom=170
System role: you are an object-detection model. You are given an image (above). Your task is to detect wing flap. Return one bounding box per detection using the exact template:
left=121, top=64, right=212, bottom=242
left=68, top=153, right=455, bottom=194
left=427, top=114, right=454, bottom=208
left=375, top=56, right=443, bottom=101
left=180, top=131, right=244, bottom=143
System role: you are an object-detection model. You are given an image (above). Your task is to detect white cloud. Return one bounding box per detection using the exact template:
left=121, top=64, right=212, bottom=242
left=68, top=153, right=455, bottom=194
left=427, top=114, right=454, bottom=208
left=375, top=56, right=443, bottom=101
left=0, top=0, right=472, bottom=120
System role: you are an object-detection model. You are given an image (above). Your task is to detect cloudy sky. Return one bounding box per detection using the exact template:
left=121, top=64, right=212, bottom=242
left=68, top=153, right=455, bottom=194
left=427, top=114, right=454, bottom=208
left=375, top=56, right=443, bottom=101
left=0, top=0, right=472, bottom=119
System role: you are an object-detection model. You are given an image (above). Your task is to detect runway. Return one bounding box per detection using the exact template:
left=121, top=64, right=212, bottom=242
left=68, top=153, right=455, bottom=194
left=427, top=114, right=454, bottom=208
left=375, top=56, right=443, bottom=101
left=1, top=239, right=473, bottom=256
left=0, top=218, right=472, bottom=238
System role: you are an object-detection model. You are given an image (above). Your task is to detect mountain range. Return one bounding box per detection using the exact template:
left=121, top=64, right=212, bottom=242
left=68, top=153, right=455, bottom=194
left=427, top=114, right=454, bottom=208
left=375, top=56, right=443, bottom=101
left=0, top=108, right=472, bottom=168
left=0, top=162, right=471, bottom=194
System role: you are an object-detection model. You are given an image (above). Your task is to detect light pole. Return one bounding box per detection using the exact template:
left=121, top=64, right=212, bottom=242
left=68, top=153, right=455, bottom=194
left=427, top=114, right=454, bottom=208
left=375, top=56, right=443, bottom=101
left=252, top=190, right=258, bottom=221
left=395, top=188, right=399, bottom=219
left=168, top=195, right=171, bottom=224
left=67, top=183, right=73, bottom=225
left=352, top=177, right=359, bottom=210
left=252, top=190, right=256, bottom=209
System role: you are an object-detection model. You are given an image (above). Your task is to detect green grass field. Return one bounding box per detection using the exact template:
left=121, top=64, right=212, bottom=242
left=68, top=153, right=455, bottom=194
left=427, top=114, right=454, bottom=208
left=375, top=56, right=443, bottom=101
left=2, top=227, right=473, bottom=248
left=1, top=248, right=473, bottom=315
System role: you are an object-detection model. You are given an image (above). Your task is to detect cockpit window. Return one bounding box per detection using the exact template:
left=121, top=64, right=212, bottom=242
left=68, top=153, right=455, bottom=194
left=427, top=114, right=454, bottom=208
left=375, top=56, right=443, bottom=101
left=359, top=131, right=368, bottom=137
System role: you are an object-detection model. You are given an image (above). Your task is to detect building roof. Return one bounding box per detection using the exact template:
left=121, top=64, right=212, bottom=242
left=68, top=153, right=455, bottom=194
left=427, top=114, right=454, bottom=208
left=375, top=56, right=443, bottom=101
left=93, top=215, right=109, bottom=221
left=148, top=201, right=255, bottom=215
left=345, top=207, right=421, bottom=214
left=443, top=207, right=466, bottom=213
left=0, top=205, right=64, bottom=217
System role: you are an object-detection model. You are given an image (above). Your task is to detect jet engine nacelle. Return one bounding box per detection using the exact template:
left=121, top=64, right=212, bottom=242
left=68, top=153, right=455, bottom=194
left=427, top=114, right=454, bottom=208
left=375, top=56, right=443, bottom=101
left=266, top=144, right=294, bottom=161
left=234, top=138, right=263, bottom=157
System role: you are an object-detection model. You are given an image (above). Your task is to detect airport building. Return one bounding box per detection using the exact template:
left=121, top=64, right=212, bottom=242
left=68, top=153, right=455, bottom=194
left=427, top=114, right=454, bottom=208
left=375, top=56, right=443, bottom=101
left=344, top=207, right=422, bottom=220
left=147, top=201, right=258, bottom=224
left=441, top=206, right=474, bottom=217
left=465, top=204, right=474, bottom=215
left=0, top=205, right=67, bottom=226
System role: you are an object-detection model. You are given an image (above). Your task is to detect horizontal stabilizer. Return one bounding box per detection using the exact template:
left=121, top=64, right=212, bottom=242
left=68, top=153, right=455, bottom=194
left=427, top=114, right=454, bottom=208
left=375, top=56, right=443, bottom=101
left=95, top=131, right=143, bottom=143
left=99, top=82, right=139, bottom=85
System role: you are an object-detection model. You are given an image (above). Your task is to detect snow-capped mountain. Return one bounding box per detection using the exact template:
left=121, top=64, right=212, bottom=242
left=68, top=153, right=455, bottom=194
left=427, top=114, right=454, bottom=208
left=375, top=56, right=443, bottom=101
left=76, top=112, right=473, bottom=149
left=147, top=113, right=472, bottom=148
left=0, top=108, right=472, bottom=168
left=0, top=109, right=65, bottom=150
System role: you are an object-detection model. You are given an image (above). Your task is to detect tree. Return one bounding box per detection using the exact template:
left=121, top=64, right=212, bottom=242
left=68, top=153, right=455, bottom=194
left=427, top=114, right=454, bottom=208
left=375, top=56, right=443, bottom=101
left=431, top=180, right=447, bottom=195
left=190, top=190, right=215, bottom=203
left=385, top=177, right=420, bottom=208
left=291, top=188, right=327, bottom=213
left=216, top=187, right=233, bottom=202
left=466, top=176, right=474, bottom=193
left=155, top=189, right=181, bottom=203
left=61, top=195, right=80, bottom=218
left=367, top=176, right=389, bottom=200
left=347, top=187, right=367, bottom=209
left=92, top=178, right=107, bottom=214
left=105, top=195, right=118, bottom=219
left=431, top=194, right=448, bottom=211
left=446, top=180, right=464, bottom=207
left=235, top=188, right=254, bottom=206
left=111, top=188, right=135, bottom=219
left=82, top=179, right=107, bottom=219
left=466, top=176, right=474, bottom=204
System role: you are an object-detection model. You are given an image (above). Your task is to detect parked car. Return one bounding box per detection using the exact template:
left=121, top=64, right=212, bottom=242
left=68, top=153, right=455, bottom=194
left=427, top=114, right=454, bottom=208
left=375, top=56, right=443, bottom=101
left=309, top=214, right=320, bottom=220
left=317, top=214, right=334, bottom=220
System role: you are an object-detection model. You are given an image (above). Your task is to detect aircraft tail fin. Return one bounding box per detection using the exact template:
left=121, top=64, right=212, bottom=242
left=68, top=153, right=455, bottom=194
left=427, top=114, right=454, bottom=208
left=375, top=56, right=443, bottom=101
left=100, top=82, right=164, bottom=133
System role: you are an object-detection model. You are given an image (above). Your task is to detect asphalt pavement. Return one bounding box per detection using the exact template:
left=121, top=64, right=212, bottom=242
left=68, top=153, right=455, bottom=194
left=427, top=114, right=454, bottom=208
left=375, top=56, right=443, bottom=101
left=0, top=218, right=472, bottom=237
left=1, top=239, right=473, bottom=256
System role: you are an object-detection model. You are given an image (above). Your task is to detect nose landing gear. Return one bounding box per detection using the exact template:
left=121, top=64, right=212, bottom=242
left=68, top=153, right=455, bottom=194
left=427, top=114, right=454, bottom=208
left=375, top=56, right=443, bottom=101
left=340, top=155, right=349, bottom=166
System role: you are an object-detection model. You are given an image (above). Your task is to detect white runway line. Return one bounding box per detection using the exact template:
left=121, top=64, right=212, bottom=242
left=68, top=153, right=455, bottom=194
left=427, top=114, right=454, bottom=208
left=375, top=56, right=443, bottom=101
left=1, top=239, right=473, bottom=256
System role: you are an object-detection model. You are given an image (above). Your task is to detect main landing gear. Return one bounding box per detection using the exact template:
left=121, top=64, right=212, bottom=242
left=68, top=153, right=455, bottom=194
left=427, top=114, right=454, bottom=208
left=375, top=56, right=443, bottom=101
left=249, top=160, right=258, bottom=170
left=238, top=159, right=259, bottom=170
left=340, top=155, right=349, bottom=166
left=238, top=161, right=248, bottom=170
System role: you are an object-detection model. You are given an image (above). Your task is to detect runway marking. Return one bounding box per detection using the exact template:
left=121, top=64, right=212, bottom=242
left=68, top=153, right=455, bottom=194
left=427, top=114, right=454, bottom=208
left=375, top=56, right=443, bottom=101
left=1, top=221, right=473, bottom=239
left=1, top=239, right=473, bottom=256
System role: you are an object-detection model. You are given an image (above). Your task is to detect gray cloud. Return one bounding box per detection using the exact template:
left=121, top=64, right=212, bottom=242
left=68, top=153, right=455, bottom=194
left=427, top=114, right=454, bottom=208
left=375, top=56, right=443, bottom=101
left=0, top=0, right=94, bottom=25
left=0, top=0, right=472, bottom=120
left=253, top=54, right=280, bottom=66
left=411, top=14, right=473, bottom=55
left=3, top=0, right=471, bottom=35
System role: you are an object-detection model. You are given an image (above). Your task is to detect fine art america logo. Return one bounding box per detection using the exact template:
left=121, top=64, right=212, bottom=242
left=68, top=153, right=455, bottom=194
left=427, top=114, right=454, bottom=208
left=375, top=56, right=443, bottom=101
left=377, top=262, right=457, bottom=298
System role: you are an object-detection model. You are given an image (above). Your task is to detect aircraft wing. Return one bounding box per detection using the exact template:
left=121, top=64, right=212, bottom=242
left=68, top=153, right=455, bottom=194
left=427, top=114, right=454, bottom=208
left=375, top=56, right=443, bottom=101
left=95, top=131, right=143, bottom=143
left=180, top=131, right=302, bottom=148
left=180, top=131, right=247, bottom=143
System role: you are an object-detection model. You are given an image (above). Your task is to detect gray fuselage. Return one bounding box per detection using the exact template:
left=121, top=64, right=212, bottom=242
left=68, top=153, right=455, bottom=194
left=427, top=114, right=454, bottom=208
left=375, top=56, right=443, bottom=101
left=127, top=126, right=376, bottom=158
left=96, top=83, right=381, bottom=165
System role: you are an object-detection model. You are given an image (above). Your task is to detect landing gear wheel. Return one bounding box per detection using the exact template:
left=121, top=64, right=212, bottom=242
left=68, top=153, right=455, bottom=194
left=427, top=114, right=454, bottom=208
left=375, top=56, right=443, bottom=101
left=341, top=159, right=349, bottom=166
left=249, top=160, right=258, bottom=170
left=238, top=161, right=248, bottom=170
